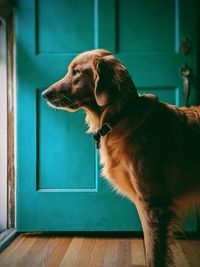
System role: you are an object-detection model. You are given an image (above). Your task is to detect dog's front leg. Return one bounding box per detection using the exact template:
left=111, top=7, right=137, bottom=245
left=136, top=201, right=175, bottom=267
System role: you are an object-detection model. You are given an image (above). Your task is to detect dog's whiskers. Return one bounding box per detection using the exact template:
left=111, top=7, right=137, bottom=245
left=59, top=93, right=73, bottom=104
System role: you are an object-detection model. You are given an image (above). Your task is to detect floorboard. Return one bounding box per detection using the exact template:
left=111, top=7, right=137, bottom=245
left=0, top=233, right=199, bottom=267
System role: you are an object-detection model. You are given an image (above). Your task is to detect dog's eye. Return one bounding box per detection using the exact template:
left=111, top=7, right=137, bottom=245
left=72, top=69, right=80, bottom=76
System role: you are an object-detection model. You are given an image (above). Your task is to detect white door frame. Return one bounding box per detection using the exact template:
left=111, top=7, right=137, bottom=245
left=0, top=15, right=17, bottom=252
left=0, top=18, right=8, bottom=233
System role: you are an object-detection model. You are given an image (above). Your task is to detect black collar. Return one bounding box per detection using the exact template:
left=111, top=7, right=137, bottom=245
left=93, top=109, right=126, bottom=149
left=93, top=123, right=112, bottom=149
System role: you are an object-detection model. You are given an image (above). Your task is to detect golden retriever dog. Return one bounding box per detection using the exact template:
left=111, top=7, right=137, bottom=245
left=42, top=49, right=200, bottom=267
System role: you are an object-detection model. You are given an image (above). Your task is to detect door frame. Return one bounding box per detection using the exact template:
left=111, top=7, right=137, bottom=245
left=0, top=11, right=17, bottom=251
left=0, top=17, right=8, bottom=234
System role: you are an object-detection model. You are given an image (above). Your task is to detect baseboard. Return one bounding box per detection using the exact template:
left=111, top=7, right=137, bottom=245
left=0, top=228, right=18, bottom=252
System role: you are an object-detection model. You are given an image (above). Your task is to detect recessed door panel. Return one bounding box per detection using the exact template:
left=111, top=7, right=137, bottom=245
left=37, top=90, right=96, bottom=191
left=36, top=0, right=94, bottom=53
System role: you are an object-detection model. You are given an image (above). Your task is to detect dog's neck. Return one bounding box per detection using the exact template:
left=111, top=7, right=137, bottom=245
left=85, top=108, right=101, bottom=133
left=84, top=94, right=158, bottom=138
left=84, top=103, right=122, bottom=134
left=93, top=108, right=129, bottom=148
left=84, top=96, right=134, bottom=134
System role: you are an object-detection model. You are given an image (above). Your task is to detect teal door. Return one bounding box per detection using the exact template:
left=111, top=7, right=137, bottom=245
left=16, top=0, right=199, bottom=231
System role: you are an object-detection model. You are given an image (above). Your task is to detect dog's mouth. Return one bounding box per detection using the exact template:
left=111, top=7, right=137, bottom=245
left=51, top=94, right=73, bottom=107
left=43, top=92, right=80, bottom=110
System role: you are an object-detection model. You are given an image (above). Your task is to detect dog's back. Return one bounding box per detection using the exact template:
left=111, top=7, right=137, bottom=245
left=134, top=95, right=200, bottom=198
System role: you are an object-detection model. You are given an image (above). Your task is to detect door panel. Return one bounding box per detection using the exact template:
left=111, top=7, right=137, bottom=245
left=37, top=0, right=94, bottom=53
left=37, top=92, right=96, bottom=191
left=115, top=0, right=182, bottom=106
left=16, top=0, right=198, bottom=231
left=118, top=0, right=175, bottom=53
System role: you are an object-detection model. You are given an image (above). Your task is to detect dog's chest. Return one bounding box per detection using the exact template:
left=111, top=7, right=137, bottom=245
left=98, top=137, right=137, bottom=201
left=99, top=136, right=126, bottom=171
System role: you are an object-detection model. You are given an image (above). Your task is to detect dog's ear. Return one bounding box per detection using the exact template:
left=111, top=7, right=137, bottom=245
left=93, top=55, right=137, bottom=107
left=93, top=56, right=112, bottom=106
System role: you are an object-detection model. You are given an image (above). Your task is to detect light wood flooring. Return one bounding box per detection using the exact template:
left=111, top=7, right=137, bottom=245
left=0, top=233, right=200, bottom=267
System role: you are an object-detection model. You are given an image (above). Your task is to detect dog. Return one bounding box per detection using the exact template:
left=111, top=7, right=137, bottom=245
left=42, top=49, right=200, bottom=267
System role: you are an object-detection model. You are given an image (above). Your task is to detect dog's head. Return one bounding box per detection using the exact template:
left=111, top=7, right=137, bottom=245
left=42, top=49, right=138, bottom=112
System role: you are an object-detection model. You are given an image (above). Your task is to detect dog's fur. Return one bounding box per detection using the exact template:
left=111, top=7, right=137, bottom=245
left=43, top=49, right=200, bottom=267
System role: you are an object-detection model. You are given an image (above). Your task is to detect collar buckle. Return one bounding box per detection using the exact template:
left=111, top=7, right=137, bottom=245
left=93, top=123, right=112, bottom=149
left=99, top=123, right=112, bottom=136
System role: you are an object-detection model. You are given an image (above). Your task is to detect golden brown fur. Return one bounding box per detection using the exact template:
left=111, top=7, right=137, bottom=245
left=42, top=49, right=200, bottom=267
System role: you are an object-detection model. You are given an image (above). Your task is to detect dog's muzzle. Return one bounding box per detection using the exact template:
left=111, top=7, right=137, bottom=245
left=42, top=89, right=54, bottom=100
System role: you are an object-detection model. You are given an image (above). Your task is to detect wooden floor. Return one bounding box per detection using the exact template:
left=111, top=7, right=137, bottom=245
left=0, top=233, right=200, bottom=267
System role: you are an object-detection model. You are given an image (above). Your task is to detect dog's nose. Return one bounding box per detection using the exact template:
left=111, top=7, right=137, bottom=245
left=42, top=90, right=52, bottom=99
